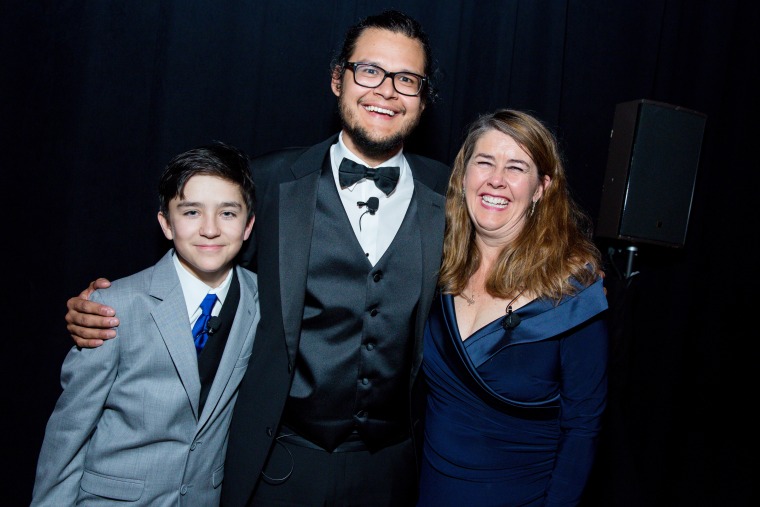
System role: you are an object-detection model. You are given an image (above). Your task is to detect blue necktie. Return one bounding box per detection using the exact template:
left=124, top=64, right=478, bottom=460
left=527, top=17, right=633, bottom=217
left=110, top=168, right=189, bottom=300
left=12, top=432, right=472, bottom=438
left=192, top=293, right=217, bottom=355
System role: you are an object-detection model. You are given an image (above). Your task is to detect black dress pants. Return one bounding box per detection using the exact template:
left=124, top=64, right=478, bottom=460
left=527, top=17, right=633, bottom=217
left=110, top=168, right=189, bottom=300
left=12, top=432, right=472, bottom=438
left=253, top=432, right=418, bottom=507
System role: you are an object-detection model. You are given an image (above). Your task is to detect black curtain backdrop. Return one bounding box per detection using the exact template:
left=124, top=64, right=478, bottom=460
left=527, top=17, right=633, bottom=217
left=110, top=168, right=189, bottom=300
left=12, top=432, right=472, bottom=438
left=3, top=1, right=755, bottom=505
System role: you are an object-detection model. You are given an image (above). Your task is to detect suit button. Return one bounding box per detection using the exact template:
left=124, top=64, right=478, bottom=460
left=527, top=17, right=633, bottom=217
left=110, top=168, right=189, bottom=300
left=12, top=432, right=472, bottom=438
left=366, top=342, right=374, bottom=351
left=190, top=442, right=197, bottom=451
left=362, top=378, right=369, bottom=385
left=370, top=308, right=378, bottom=317
left=180, top=485, right=188, bottom=495
left=373, top=271, right=383, bottom=282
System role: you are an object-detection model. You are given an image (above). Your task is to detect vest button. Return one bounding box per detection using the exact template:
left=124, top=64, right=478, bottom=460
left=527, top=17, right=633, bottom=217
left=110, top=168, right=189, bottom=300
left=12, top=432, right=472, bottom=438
left=366, top=342, right=375, bottom=351
left=362, top=378, right=369, bottom=385
left=373, top=271, right=383, bottom=282
left=370, top=308, right=378, bottom=317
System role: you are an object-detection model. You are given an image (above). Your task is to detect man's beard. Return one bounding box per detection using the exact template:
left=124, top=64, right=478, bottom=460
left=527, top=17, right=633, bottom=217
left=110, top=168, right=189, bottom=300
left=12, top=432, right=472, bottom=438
left=342, top=122, right=406, bottom=160
left=338, top=96, right=421, bottom=160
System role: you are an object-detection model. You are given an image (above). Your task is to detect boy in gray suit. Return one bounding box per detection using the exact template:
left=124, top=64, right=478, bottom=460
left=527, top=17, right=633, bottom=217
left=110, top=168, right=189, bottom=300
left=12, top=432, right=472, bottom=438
left=31, top=142, right=259, bottom=506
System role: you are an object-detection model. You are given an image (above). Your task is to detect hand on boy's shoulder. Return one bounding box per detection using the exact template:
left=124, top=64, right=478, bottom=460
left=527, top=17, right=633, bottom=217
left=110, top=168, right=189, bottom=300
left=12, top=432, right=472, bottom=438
left=65, top=278, right=119, bottom=348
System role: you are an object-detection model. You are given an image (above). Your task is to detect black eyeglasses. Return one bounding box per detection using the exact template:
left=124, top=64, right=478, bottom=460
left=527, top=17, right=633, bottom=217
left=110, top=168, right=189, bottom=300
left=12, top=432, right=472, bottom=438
left=344, top=62, right=426, bottom=97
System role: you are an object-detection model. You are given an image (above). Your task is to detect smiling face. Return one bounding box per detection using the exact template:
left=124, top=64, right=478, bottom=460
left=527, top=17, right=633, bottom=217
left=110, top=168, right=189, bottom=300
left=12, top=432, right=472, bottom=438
left=463, top=129, right=551, bottom=248
left=158, top=174, right=254, bottom=288
left=332, top=27, right=426, bottom=165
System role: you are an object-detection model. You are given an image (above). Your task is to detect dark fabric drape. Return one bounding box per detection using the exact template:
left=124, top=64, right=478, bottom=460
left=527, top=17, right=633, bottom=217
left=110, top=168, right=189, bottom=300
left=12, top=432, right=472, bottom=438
left=4, top=1, right=755, bottom=504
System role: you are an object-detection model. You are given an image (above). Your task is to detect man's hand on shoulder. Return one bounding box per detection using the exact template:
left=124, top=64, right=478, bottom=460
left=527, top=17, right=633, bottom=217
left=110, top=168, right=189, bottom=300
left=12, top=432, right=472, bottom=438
left=65, top=278, right=119, bottom=348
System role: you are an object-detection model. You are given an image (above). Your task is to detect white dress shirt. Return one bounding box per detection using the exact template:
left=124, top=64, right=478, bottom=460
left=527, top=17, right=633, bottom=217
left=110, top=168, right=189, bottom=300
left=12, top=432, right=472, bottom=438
left=172, top=252, right=233, bottom=331
left=330, top=132, right=414, bottom=266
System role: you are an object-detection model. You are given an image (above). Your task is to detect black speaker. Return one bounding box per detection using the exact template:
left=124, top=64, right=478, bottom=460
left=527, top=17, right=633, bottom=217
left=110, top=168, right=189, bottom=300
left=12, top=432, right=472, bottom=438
left=595, top=99, right=707, bottom=247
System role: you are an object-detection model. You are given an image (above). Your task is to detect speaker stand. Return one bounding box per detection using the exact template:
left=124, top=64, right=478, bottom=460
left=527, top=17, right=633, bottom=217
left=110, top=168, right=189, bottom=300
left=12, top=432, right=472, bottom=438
left=624, top=245, right=638, bottom=280
left=605, top=244, right=640, bottom=282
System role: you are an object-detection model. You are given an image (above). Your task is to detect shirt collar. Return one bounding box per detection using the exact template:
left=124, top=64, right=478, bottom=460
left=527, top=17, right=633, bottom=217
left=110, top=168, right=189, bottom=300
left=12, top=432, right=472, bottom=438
left=171, top=250, right=233, bottom=318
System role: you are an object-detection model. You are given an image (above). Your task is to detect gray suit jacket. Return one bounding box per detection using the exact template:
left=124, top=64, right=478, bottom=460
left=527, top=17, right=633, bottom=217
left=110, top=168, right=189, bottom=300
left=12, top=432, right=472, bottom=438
left=32, top=249, right=259, bottom=506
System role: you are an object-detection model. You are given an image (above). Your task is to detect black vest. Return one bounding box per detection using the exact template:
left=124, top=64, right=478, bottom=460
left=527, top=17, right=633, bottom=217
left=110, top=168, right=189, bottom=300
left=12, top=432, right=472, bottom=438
left=283, top=159, right=423, bottom=451
left=197, top=269, right=240, bottom=414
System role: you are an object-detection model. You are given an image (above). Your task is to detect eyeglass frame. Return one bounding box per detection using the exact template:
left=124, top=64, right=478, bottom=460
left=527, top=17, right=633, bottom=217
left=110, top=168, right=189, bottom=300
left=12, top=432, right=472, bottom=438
left=343, top=62, right=427, bottom=97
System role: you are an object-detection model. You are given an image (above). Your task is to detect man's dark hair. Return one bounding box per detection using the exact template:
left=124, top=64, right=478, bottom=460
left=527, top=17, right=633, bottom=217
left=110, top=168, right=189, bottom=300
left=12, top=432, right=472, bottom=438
left=331, top=9, right=439, bottom=105
left=158, top=141, right=256, bottom=221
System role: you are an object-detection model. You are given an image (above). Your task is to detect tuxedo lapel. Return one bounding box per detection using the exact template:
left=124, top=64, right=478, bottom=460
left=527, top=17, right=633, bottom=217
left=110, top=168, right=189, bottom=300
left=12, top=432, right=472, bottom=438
left=149, top=252, right=203, bottom=420
left=278, top=139, right=332, bottom=366
left=408, top=170, right=446, bottom=378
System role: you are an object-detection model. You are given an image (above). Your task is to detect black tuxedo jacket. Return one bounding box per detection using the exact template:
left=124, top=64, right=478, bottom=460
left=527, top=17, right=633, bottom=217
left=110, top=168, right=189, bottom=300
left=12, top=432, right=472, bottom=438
left=222, top=134, right=449, bottom=506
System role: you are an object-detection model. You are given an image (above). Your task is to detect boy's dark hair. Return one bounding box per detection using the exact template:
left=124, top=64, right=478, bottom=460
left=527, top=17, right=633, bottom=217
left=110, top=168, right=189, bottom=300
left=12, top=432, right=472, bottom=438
left=330, top=9, right=439, bottom=105
left=158, top=141, right=255, bottom=221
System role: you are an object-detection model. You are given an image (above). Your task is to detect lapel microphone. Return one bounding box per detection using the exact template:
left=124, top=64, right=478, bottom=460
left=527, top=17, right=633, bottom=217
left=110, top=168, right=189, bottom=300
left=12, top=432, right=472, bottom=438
left=502, top=309, right=521, bottom=330
left=357, top=197, right=380, bottom=231
left=206, top=316, right=222, bottom=335
left=357, top=197, right=379, bottom=215
left=501, top=290, right=525, bottom=330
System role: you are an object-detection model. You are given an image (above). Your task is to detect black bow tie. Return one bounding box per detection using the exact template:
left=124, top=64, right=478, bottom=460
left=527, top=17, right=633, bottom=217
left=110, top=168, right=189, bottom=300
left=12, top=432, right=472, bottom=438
left=338, top=158, right=400, bottom=196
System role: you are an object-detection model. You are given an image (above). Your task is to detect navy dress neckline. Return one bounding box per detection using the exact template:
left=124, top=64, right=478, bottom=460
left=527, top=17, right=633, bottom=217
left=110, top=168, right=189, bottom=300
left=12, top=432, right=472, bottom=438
left=418, top=278, right=608, bottom=506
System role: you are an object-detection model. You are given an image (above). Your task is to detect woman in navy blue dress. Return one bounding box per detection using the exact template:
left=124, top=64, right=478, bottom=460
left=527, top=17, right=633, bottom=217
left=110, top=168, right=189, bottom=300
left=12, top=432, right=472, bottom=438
left=418, top=109, right=608, bottom=507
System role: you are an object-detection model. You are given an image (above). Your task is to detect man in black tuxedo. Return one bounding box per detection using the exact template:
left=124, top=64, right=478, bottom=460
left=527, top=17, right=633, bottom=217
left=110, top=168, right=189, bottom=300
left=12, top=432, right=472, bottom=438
left=65, top=10, right=450, bottom=507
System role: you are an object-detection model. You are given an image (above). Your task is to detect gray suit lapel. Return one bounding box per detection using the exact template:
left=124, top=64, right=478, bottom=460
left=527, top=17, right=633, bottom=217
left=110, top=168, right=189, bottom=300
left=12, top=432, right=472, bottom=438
left=149, top=251, right=203, bottom=419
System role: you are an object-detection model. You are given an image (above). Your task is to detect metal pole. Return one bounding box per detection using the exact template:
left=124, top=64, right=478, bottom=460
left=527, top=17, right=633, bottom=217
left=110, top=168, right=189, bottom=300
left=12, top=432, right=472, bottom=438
left=624, top=245, right=638, bottom=279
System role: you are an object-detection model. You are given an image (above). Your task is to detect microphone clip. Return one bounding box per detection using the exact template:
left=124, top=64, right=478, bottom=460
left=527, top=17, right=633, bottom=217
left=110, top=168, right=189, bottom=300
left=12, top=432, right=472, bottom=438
left=501, top=289, right=525, bottom=330
left=357, top=197, right=380, bottom=231
left=501, top=307, right=521, bottom=330
left=206, top=316, right=222, bottom=335
left=357, top=197, right=379, bottom=215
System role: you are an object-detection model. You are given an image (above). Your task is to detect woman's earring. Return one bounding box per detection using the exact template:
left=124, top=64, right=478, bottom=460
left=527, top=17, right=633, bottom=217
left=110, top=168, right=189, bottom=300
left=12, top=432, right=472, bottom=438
left=461, top=187, right=466, bottom=203
left=530, top=200, right=536, bottom=217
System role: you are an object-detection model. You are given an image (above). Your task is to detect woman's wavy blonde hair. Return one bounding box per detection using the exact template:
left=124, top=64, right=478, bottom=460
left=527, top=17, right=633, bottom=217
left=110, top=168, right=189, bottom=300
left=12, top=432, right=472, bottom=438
left=439, top=109, right=601, bottom=302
